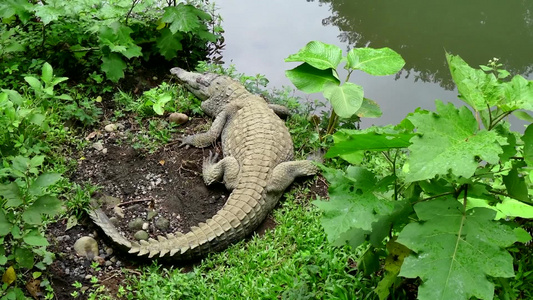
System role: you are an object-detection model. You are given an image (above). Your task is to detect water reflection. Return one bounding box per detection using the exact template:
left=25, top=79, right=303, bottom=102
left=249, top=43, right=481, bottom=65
left=307, top=0, right=533, bottom=89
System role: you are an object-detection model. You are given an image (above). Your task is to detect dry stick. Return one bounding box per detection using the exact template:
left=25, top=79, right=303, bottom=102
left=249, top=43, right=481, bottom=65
left=117, top=198, right=155, bottom=207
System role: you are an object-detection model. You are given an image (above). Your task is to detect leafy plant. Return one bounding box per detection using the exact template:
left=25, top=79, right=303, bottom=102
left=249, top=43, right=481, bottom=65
left=316, top=53, right=533, bottom=299
left=285, top=41, right=405, bottom=135
left=0, top=155, right=63, bottom=297
left=0, top=0, right=222, bottom=83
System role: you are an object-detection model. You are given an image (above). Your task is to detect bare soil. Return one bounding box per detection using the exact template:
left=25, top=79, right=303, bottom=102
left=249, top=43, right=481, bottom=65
left=44, top=115, right=326, bottom=299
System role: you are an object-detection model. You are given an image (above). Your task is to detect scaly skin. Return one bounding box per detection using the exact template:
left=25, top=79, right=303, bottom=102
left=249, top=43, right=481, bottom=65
left=89, top=68, right=317, bottom=260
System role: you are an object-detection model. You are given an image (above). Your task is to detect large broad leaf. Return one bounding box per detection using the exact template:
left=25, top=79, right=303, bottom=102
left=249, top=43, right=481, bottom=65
left=323, top=82, right=364, bottom=118
left=22, top=195, right=62, bottom=225
left=327, top=127, right=414, bottom=158
left=355, top=98, right=382, bottom=118
left=285, top=41, right=343, bottom=70
left=285, top=63, right=340, bottom=93
left=33, top=2, right=65, bottom=25
left=0, top=0, right=34, bottom=23
left=23, top=230, right=49, bottom=247
left=15, top=248, right=34, bottom=269
left=28, top=172, right=61, bottom=196
left=500, top=75, right=533, bottom=112
left=346, top=47, right=405, bottom=75
left=0, top=182, right=22, bottom=208
left=313, top=166, right=394, bottom=246
left=404, top=100, right=505, bottom=182
left=156, top=28, right=183, bottom=60
left=99, top=22, right=142, bottom=59
left=0, top=211, right=11, bottom=236
left=101, top=53, right=127, bottom=82
left=446, top=53, right=502, bottom=111
left=162, top=4, right=205, bottom=34
left=397, top=198, right=517, bottom=300
left=523, top=124, right=533, bottom=166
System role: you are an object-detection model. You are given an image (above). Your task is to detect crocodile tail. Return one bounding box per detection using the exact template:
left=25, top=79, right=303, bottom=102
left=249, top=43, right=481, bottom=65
left=87, top=208, right=132, bottom=248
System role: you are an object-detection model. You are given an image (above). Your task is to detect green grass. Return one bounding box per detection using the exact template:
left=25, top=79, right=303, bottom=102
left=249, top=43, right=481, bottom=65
left=119, top=186, right=378, bottom=299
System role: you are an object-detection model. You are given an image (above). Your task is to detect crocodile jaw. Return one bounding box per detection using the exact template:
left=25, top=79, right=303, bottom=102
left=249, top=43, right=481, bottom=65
left=170, top=67, right=214, bottom=100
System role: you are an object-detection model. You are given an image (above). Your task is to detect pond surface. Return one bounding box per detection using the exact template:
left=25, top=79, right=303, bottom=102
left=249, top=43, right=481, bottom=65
left=216, top=0, right=533, bottom=128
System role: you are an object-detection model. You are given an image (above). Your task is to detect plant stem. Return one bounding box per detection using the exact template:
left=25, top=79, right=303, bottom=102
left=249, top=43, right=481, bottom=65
left=325, top=109, right=339, bottom=136
left=489, top=111, right=513, bottom=130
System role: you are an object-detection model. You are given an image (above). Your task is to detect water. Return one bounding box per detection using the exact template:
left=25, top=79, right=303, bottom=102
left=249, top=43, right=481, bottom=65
left=215, top=0, right=533, bottom=128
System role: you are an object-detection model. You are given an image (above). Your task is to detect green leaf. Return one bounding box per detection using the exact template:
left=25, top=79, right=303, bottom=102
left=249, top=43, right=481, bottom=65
left=101, top=53, right=126, bottom=82
left=346, top=47, right=405, bottom=75
left=446, top=53, right=502, bottom=111
left=156, top=28, right=183, bottom=60
left=285, top=63, right=340, bottom=93
left=513, top=227, right=532, bottom=243
left=15, top=247, right=34, bottom=269
left=523, top=124, right=533, bottom=166
left=23, top=230, right=49, bottom=246
left=28, top=173, right=61, bottom=196
left=313, top=166, right=394, bottom=246
left=0, top=0, right=34, bottom=23
left=162, top=4, right=204, bottom=34
left=323, top=82, right=364, bottom=118
left=33, top=3, right=64, bottom=25
left=327, top=127, right=414, bottom=158
left=500, top=75, right=533, bottom=111
left=153, top=94, right=172, bottom=115
left=0, top=182, right=22, bottom=208
left=285, top=41, right=343, bottom=70
left=0, top=211, right=12, bottom=236
left=495, top=197, right=533, bottom=219
left=24, top=76, right=42, bottom=91
left=375, top=240, right=411, bottom=300
left=513, top=110, right=533, bottom=122
left=502, top=164, right=529, bottom=202
left=404, top=100, right=505, bottom=182
left=397, top=198, right=517, bottom=300
left=41, top=63, right=53, bottom=84
left=29, top=155, right=44, bottom=168
left=99, top=22, right=142, bottom=59
left=355, top=98, right=382, bottom=118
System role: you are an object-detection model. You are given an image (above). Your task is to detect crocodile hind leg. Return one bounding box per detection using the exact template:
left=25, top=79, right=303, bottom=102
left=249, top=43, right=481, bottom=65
left=267, top=160, right=317, bottom=193
left=203, top=151, right=240, bottom=190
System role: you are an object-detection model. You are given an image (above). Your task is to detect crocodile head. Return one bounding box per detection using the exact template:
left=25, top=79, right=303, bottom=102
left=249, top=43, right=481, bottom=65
left=170, top=67, right=221, bottom=100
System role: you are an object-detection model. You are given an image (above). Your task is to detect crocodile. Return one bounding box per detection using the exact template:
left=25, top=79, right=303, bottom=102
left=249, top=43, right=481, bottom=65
left=89, top=67, right=317, bottom=260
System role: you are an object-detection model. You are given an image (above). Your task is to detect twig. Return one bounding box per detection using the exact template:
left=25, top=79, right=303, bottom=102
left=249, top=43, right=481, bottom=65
left=117, top=198, right=154, bottom=207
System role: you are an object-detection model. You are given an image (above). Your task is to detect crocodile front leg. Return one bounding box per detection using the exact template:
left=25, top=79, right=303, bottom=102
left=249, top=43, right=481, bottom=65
left=202, top=151, right=240, bottom=190
left=181, top=109, right=230, bottom=148
left=267, top=160, right=318, bottom=193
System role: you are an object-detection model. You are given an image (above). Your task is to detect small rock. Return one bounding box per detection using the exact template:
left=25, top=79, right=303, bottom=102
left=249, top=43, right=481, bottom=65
left=134, top=230, right=149, bottom=241
left=100, top=195, right=121, bottom=208
left=155, top=217, right=170, bottom=231
left=105, top=261, right=113, bottom=267
left=93, top=256, right=105, bottom=265
left=102, top=148, right=108, bottom=154
left=85, top=275, right=93, bottom=280
left=110, top=256, right=117, bottom=263
left=73, top=237, right=99, bottom=259
left=80, top=286, right=89, bottom=293
left=147, top=210, right=158, bottom=220
left=92, top=141, right=104, bottom=151
left=104, top=124, right=118, bottom=132
left=105, top=247, right=114, bottom=256
left=113, top=206, right=125, bottom=218
left=142, top=222, right=149, bottom=230
left=65, top=268, right=70, bottom=275
left=116, top=260, right=122, bottom=267
left=109, top=217, right=120, bottom=226
left=168, top=112, right=189, bottom=125
left=128, top=218, right=145, bottom=231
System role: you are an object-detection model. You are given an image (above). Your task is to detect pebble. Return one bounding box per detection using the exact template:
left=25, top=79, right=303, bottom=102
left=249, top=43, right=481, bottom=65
left=105, top=261, right=113, bottom=267
left=113, top=206, right=125, bottom=218
left=73, top=237, right=99, bottom=259
left=105, top=247, right=114, bottom=256
left=109, top=217, right=120, bottom=226
left=155, top=217, right=170, bottom=231
left=168, top=113, right=189, bottom=125
left=92, top=141, right=104, bottom=151
left=128, top=218, right=145, bottom=231
left=100, top=195, right=121, bottom=208
left=57, top=235, right=71, bottom=242
left=134, top=230, right=149, bottom=240
left=104, top=124, right=118, bottom=132
left=142, top=222, right=149, bottom=230
left=147, top=210, right=158, bottom=220
left=85, top=275, right=93, bottom=280
left=102, top=148, right=108, bottom=154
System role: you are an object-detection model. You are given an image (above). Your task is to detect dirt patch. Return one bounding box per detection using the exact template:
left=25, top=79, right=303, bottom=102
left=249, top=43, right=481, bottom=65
left=45, top=116, right=326, bottom=299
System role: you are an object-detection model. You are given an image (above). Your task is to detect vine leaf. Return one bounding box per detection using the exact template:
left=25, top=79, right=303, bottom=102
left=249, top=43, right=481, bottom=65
left=285, top=40, right=343, bottom=70
left=101, top=53, right=126, bottom=82
left=323, top=82, right=364, bottom=118
left=156, top=28, right=183, bottom=60
left=162, top=4, right=209, bottom=34
left=313, top=166, right=394, bottom=247
left=346, top=47, right=405, bottom=75
left=285, top=63, right=340, bottom=93
left=397, top=198, right=517, bottom=300
left=404, top=100, right=506, bottom=182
